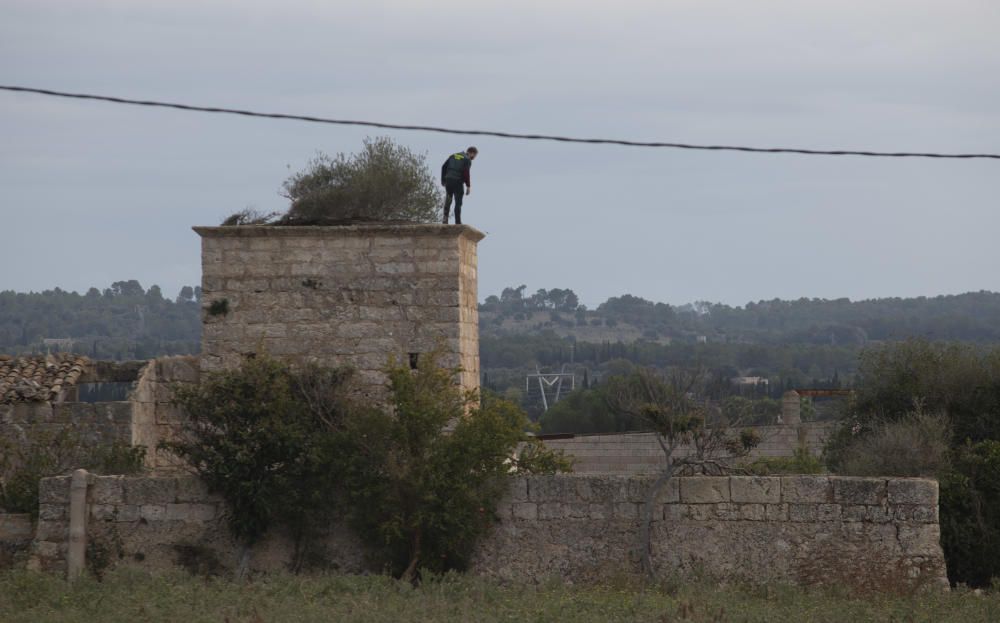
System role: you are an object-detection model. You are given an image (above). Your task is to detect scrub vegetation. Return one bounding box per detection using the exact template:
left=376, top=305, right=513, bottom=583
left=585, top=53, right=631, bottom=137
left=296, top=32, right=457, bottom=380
left=2, top=568, right=998, bottom=623
left=166, top=351, right=568, bottom=580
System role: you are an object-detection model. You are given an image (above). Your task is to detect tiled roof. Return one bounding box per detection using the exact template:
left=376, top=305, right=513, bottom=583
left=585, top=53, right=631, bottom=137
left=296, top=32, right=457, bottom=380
left=0, top=354, right=90, bottom=404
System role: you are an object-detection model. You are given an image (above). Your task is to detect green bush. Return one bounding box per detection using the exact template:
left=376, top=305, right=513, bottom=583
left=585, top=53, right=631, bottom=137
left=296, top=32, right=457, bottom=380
left=746, top=448, right=824, bottom=476
left=166, top=351, right=567, bottom=581
left=280, top=137, right=442, bottom=225
left=939, top=440, right=1000, bottom=587
left=165, top=355, right=355, bottom=552
left=720, top=396, right=781, bottom=427
left=835, top=339, right=1000, bottom=586
left=333, top=352, right=570, bottom=581
left=0, top=430, right=145, bottom=517
left=830, top=410, right=951, bottom=478
left=851, top=339, right=1000, bottom=443
left=539, top=386, right=644, bottom=434
left=90, top=441, right=146, bottom=476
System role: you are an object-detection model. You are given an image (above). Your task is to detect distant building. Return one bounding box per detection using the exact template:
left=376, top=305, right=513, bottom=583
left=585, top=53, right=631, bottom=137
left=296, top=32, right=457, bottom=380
left=42, top=338, right=75, bottom=353
left=731, top=376, right=769, bottom=388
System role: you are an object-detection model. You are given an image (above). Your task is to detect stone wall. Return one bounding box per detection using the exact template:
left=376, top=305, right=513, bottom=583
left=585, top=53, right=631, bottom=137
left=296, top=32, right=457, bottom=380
left=129, top=356, right=199, bottom=471
left=31, top=473, right=946, bottom=590
left=0, top=401, right=133, bottom=451
left=0, top=357, right=198, bottom=473
left=0, top=513, right=32, bottom=567
left=30, top=474, right=364, bottom=575
left=541, top=423, right=833, bottom=474
left=196, top=224, right=485, bottom=398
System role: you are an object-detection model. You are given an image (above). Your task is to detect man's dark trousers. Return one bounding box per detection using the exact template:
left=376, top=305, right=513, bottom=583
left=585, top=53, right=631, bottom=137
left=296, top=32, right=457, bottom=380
left=443, top=181, right=465, bottom=224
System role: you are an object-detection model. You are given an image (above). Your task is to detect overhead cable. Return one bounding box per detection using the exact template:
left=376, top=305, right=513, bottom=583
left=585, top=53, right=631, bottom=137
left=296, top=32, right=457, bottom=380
left=1, top=84, right=998, bottom=160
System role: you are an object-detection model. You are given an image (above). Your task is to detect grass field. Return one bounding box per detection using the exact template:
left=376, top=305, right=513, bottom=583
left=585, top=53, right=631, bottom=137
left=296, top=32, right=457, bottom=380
left=2, top=569, right=1000, bottom=623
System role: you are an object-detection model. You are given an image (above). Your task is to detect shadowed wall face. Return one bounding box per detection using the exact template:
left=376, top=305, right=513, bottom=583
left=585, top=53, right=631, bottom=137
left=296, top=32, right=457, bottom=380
left=195, top=224, right=484, bottom=398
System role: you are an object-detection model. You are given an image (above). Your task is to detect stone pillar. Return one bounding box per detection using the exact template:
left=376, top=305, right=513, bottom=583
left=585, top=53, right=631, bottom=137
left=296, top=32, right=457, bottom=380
left=194, top=224, right=485, bottom=399
left=781, top=390, right=801, bottom=426
left=67, top=469, right=90, bottom=581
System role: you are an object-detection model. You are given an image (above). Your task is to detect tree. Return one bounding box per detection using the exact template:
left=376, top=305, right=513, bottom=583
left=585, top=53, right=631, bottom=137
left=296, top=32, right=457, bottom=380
left=604, top=368, right=758, bottom=577
left=166, top=354, right=356, bottom=576
left=500, top=285, right=527, bottom=310
left=831, top=339, right=1000, bottom=586
left=851, top=339, right=1000, bottom=443
left=110, top=280, right=144, bottom=297
left=280, top=136, right=442, bottom=224
left=333, top=351, right=569, bottom=582
left=176, top=286, right=195, bottom=304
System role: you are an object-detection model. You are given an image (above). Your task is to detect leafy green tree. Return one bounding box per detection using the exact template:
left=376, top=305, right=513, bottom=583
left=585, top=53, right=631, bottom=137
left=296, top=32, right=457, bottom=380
left=110, top=280, right=144, bottom=297
left=333, top=352, right=569, bottom=582
left=831, top=339, right=1000, bottom=586
left=851, top=339, right=1000, bottom=443
left=720, top=396, right=781, bottom=426
left=166, top=355, right=355, bottom=576
left=940, top=440, right=1000, bottom=587
left=281, top=136, right=442, bottom=224
left=539, top=385, right=643, bottom=434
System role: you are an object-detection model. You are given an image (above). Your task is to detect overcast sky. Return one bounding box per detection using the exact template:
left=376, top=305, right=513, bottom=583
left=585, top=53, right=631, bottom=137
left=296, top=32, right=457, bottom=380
left=2, top=0, right=998, bottom=307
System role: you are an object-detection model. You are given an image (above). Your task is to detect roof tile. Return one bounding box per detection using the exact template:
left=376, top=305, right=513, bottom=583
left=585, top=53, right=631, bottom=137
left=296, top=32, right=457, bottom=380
left=0, top=354, right=92, bottom=404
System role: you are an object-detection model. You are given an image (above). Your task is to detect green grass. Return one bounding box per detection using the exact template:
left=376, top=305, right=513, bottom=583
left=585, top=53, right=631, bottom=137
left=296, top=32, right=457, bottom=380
left=1, top=568, right=999, bottom=623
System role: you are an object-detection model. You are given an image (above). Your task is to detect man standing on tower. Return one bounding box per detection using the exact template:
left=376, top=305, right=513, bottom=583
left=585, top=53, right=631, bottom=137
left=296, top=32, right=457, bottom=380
left=441, top=146, right=478, bottom=224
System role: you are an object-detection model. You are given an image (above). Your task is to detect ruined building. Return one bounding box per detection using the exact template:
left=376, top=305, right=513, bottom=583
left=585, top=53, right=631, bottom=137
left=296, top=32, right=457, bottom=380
left=196, top=224, right=485, bottom=397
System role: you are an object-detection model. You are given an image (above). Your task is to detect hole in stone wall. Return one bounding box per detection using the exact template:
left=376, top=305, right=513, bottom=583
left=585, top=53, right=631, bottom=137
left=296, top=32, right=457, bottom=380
left=409, top=353, right=419, bottom=370
left=207, top=299, right=229, bottom=316
left=77, top=381, right=132, bottom=403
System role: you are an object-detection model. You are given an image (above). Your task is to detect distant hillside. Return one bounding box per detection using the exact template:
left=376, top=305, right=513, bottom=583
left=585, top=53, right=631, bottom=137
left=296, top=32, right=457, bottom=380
left=477, top=287, right=1000, bottom=401
left=3, top=281, right=999, bottom=396
left=0, top=281, right=201, bottom=360
left=480, top=286, right=1000, bottom=346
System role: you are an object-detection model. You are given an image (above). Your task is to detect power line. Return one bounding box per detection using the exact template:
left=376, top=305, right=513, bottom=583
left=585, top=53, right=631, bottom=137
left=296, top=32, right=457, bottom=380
left=2, top=84, right=998, bottom=160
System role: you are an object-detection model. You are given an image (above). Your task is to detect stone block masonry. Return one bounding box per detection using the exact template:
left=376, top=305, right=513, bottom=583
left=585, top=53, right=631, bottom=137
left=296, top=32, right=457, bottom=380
left=475, top=475, right=947, bottom=590
left=31, top=474, right=946, bottom=590
left=195, top=224, right=485, bottom=397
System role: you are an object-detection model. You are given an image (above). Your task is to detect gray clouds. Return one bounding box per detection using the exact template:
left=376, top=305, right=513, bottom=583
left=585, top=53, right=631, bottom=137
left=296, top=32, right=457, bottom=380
left=1, top=0, right=998, bottom=306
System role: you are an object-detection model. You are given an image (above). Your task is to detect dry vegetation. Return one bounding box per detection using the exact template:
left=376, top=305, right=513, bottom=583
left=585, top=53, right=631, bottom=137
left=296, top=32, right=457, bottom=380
left=3, top=569, right=999, bottom=623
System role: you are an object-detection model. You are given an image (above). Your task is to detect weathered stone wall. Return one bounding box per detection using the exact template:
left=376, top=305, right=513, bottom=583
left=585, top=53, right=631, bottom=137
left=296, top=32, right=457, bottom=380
left=0, top=513, right=32, bottom=568
left=0, top=357, right=198, bottom=473
left=541, top=423, right=833, bottom=474
left=31, top=473, right=946, bottom=590
left=475, top=475, right=946, bottom=590
left=0, top=401, right=133, bottom=451
left=30, top=475, right=365, bottom=575
left=196, top=224, right=485, bottom=398
left=129, top=356, right=199, bottom=471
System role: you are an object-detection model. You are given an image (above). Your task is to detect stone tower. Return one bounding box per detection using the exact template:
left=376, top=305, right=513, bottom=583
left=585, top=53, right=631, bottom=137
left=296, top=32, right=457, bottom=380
left=195, top=224, right=484, bottom=396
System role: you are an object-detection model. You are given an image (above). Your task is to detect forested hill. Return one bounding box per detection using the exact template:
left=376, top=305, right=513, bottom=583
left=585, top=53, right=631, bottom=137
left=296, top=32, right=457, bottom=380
left=0, top=281, right=201, bottom=360
left=480, top=286, right=1000, bottom=345
left=2, top=282, right=1000, bottom=378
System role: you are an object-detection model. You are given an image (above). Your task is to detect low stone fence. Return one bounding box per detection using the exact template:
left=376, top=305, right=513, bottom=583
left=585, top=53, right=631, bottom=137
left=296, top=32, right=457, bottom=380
left=30, top=473, right=947, bottom=590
